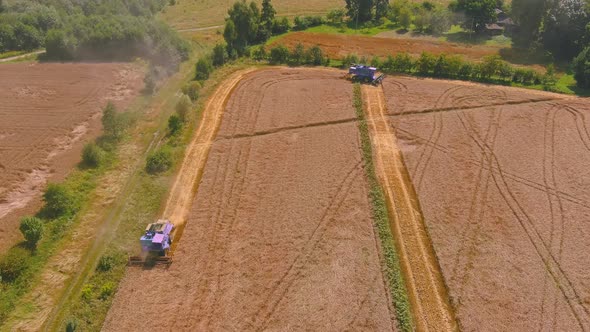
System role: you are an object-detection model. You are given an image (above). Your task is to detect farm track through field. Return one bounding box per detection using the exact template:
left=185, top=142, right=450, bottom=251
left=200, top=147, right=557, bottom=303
left=163, top=68, right=256, bottom=236
left=362, top=85, right=457, bottom=331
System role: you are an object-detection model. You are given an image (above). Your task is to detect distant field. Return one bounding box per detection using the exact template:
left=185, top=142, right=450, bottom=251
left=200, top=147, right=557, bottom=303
left=269, top=31, right=500, bottom=61
left=0, top=62, right=143, bottom=253
left=160, top=0, right=342, bottom=30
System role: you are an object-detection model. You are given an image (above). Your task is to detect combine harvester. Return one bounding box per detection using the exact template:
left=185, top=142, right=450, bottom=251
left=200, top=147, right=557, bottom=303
left=128, top=219, right=174, bottom=266
left=347, top=64, right=386, bottom=85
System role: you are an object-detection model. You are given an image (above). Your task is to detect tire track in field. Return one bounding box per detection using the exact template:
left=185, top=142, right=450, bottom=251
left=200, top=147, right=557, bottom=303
left=456, top=113, right=590, bottom=331
left=200, top=76, right=285, bottom=328
left=250, top=162, right=364, bottom=331
left=539, top=105, right=567, bottom=330
left=450, top=109, right=501, bottom=294
left=562, top=105, right=590, bottom=152
left=393, top=127, right=590, bottom=211
left=441, top=88, right=507, bottom=300
left=409, top=86, right=461, bottom=194
left=363, top=85, right=457, bottom=332
left=181, top=75, right=283, bottom=328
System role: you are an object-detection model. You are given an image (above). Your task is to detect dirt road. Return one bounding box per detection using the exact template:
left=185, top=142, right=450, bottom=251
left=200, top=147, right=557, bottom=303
left=0, top=50, right=44, bottom=63
left=163, top=68, right=256, bottom=233
left=362, top=85, right=457, bottom=331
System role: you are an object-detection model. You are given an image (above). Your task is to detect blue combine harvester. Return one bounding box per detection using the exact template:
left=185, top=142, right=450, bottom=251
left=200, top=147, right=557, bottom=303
left=129, top=219, right=174, bottom=266
left=348, top=64, right=386, bottom=85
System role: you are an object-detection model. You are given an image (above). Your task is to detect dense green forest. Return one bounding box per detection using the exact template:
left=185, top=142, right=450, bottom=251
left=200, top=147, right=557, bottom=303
left=0, top=0, right=189, bottom=68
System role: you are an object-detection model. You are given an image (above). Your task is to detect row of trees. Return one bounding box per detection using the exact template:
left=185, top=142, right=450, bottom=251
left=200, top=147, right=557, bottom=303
left=0, top=0, right=189, bottom=70
left=251, top=43, right=329, bottom=66
left=342, top=52, right=546, bottom=85
left=0, top=3, right=61, bottom=52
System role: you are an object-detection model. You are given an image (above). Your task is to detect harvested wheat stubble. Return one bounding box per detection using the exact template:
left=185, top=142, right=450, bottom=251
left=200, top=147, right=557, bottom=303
left=383, top=76, right=590, bottom=331
left=104, top=68, right=396, bottom=331
left=0, top=62, right=142, bottom=253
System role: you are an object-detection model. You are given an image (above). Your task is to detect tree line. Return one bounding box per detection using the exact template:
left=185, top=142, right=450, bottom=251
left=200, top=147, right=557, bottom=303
left=0, top=0, right=189, bottom=70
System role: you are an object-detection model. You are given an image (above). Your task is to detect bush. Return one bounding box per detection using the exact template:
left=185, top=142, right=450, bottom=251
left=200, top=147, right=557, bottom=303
left=341, top=54, right=359, bottom=68
left=290, top=43, right=305, bottom=65
left=327, top=8, right=345, bottom=25
left=398, top=7, right=412, bottom=30
left=430, top=9, right=452, bottom=34
left=293, top=15, right=324, bottom=31
left=394, top=53, right=414, bottom=73
left=66, top=319, right=78, bottom=332
left=413, top=8, right=431, bottom=32
left=433, top=54, right=450, bottom=77
left=271, top=17, right=290, bottom=34
left=97, top=254, right=116, bottom=272
left=168, top=114, right=182, bottom=135
left=269, top=45, right=290, bottom=64
left=370, top=56, right=381, bottom=68
left=382, top=55, right=395, bottom=72
left=446, top=55, right=464, bottom=77
left=480, top=55, right=502, bottom=80
left=0, top=247, right=30, bottom=282
left=19, top=216, right=43, bottom=248
left=143, top=69, right=157, bottom=95
left=82, top=142, right=103, bottom=168
left=416, top=52, right=436, bottom=75
left=573, top=47, right=590, bottom=88
left=458, top=62, right=474, bottom=79
left=42, top=183, right=78, bottom=218
left=101, top=102, right=128, bottom=140
left=543, top=64, right=557, bottom=86
left=195, top=58, right=213, bottom=81
left=81, top=284, right=93, bottom=302
left=212, top=43, right=227, bottom=67
left=146, top=147, right=173, bottom=174
left=251, top=45, right=267, bottom=61
left=99, top=281, right=115, bottom=300
left=175, top=94, right=192, bottom=122
left=181, top=81, right=200, bottom=102
left=306, top=45, right=324, bottom=66
left=498, top=62, right=515, bottom=82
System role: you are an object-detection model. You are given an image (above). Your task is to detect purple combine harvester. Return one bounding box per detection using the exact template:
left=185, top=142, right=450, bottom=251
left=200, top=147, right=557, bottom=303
left=347, top=64, right=386, bottom=85
left=129, top=219, right=174, bottom=266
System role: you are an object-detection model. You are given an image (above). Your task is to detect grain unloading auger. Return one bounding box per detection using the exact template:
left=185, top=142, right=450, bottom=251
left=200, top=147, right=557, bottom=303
left=347, top=64, right=386, bottom=85
left=128, top=219, right=174, bottom=267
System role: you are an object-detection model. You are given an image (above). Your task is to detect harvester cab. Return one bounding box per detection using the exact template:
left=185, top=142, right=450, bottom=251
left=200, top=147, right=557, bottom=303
left=347, top=64, right=386, bottom=85
left=129, top=219, right=174, bottom=266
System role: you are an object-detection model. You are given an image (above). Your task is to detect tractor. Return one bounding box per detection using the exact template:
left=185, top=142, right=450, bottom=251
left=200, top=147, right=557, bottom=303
left=347, top=64, right=386, bottom=85
left=128, top=219, right=174, bottom=266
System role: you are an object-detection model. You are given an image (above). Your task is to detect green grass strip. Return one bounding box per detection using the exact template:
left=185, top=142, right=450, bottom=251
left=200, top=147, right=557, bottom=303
left=352, top=84, right=413, bottom=332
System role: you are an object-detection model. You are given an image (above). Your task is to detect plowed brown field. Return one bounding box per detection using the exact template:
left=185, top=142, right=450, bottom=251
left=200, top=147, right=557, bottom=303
left=270, top=32, right=499, bottom=61
left=0, top=62, right=142, bottom=252
left=104, top=68, right=396, bottom=331
left=383, top=76, right=590, bottom=331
